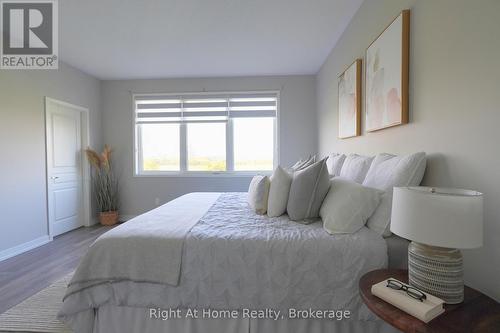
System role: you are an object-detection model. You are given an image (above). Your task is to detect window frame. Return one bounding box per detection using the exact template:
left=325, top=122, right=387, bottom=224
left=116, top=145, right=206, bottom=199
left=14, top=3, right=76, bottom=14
left=133, top=90, right=280, bottom=177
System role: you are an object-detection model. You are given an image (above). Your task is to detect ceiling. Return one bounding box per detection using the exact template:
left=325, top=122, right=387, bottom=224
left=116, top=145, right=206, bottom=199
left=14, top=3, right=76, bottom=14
left=59, top=0, right=363, bottom=80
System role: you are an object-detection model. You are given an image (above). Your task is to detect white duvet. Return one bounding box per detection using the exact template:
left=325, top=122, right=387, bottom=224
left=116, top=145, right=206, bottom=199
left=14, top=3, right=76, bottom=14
left=59, top=193, right=387, bottom=331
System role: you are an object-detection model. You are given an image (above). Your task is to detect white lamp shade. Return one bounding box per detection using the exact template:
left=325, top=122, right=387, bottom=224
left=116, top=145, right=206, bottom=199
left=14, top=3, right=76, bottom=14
left=391, top=187, right=483, bottom=249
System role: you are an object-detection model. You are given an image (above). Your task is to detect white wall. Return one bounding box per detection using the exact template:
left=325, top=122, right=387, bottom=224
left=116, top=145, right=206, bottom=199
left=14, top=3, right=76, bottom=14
left=0, top=62, right=102, bottom=255
left=316, top=0, right=500, bottom=300
left=101, top=76, right=316, bottom=216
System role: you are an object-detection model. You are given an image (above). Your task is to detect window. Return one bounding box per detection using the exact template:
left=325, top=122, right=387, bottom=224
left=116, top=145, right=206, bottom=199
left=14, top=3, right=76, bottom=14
left=233, top=118, right=274, bottom=171
left=187, top=122, right=226, bottom=171
left=134, top=92, right=278, bottom=175
left=140, top=123, right=180, bottom=171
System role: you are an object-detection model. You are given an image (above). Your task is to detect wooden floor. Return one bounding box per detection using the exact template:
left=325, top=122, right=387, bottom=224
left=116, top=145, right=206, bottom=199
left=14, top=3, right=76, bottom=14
left=0, top=225, right=112, bottom=314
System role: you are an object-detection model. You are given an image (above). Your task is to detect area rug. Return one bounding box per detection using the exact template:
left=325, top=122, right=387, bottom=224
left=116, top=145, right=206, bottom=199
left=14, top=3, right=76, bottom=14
left=0, top=273, right=73, bottom=333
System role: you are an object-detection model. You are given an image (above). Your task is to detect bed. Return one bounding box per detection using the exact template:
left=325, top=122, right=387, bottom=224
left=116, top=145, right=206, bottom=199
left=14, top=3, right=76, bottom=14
left=59, top=192, right=405, bottom=333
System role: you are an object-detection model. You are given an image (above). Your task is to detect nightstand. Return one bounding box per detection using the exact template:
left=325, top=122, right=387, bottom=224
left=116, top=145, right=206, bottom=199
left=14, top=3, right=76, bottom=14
left=359, top=269, right=500, bottom=333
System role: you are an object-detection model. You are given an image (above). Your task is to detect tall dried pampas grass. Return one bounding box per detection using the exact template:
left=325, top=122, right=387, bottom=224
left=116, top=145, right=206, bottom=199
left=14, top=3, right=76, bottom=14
left=85, top=145, right=118, bottom=213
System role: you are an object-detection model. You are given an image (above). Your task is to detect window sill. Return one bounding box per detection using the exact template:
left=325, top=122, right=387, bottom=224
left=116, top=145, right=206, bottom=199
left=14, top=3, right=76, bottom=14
left=134, top=171, right=272, bottom=178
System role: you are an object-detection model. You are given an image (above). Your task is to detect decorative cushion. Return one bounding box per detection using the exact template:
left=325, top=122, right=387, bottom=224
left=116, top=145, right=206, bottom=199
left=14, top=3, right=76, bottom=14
left=364, top=152, right=427, bottom=236
left=339, top=154, right=374, bottom=183
left=320, top=179, right=383, bottom=234
left=287, top=158, right=330, bottom=222
left=247, top=175, right=270, bottom=215
left=326, top=153, right=346, bottom=177
left=267, top=166, right=293, bottom=217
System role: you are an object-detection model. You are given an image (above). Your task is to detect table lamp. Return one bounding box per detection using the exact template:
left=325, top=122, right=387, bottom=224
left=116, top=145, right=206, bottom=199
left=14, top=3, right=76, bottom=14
left=391, top=186, right=483, bottom=304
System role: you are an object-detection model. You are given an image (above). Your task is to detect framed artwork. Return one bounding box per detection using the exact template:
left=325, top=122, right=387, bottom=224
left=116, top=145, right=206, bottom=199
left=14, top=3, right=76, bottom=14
left=338, top=59, right=361, bottom=139
left=365, top=9, right=410, bottom=132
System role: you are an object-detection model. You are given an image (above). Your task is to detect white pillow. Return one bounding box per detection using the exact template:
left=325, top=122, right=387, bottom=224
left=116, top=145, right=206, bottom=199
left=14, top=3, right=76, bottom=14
left=247, top=175, right=270, bottom=215
left=339, top=154, right=374, bottom=183
left=267, top=166, right=292, bottom=217
left=363, top=152, right=427, bottom=236
left=320, top=179, right=383, bottom=234
left=287, top=158, right=330, bottom=222
left=326, top=153, right=346, bottom=177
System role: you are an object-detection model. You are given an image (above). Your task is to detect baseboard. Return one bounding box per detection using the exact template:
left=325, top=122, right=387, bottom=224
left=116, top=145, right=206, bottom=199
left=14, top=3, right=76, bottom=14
left=119, top=214, right=136, bottom=222
left=0, top=235, right=51, bottom=262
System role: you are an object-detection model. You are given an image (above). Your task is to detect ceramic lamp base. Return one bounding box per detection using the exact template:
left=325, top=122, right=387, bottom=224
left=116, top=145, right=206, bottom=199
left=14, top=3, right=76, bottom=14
left=408, top=242, right=464, bottom=304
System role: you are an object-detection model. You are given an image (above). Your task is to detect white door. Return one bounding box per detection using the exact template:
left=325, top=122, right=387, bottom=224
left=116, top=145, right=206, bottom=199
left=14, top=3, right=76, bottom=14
left=46, top=99, right=85, bottom=236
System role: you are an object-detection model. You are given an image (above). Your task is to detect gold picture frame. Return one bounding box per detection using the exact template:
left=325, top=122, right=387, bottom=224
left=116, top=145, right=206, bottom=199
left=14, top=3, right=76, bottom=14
left=338, top=59, right=362, bottom=139
left=365, top=9, right=410, bottom=132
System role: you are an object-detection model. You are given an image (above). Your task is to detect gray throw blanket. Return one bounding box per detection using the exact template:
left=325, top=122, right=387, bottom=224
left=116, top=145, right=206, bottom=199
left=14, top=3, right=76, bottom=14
left=66, top=192, right=221, bottom=297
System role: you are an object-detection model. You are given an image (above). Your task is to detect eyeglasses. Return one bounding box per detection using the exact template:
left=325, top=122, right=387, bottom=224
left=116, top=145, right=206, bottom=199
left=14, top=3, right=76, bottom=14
left=386, top=279, right=427, bottom=302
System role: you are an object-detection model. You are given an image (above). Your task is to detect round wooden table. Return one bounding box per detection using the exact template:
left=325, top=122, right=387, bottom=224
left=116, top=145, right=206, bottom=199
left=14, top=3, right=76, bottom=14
left=359, top=269, right=500, bottom=333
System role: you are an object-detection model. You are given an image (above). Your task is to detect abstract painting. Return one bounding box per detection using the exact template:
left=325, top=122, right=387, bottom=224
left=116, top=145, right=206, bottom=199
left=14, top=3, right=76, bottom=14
left=366, top=10, right=410, bottom=132
left=338, top=59, right=361, bottom=139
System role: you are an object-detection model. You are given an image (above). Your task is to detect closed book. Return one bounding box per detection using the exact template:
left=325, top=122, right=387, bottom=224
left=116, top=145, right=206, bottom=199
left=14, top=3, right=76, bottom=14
left=371, top=278, right=445, bottom=323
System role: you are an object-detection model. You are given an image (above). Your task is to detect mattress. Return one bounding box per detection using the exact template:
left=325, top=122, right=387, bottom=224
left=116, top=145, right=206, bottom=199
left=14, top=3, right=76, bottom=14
left=59, top=192, right=389, bottom=333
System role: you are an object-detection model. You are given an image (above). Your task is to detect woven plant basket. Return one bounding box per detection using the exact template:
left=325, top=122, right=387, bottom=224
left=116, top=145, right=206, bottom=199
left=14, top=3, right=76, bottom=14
left=99, top=211, right=119, bottom=225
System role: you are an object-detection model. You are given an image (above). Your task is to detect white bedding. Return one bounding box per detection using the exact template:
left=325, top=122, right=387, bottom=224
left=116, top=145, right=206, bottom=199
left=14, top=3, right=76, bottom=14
left=59, top=193, right=388, bottom=333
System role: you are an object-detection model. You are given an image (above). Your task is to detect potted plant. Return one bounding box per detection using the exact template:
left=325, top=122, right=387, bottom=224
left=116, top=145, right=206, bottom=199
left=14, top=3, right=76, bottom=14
left=85, top=145, right=119, bottom=225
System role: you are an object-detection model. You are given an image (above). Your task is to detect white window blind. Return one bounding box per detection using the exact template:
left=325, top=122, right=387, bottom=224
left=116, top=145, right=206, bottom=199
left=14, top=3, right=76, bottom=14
left=135, top=92, right=278, bottom=124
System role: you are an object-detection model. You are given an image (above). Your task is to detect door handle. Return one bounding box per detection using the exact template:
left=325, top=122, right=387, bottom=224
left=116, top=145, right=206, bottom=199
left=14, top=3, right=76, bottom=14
left=50, top=176, right=59, bottom=180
